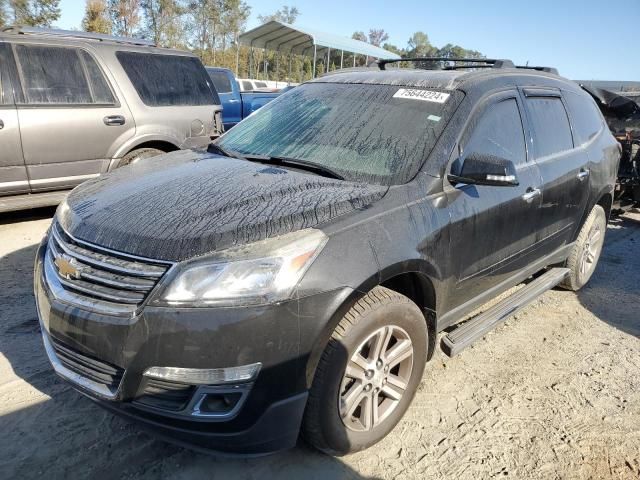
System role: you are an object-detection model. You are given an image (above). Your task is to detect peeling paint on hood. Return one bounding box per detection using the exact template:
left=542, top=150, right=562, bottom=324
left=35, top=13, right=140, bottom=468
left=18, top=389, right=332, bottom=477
left=58, top=150, right=388, bottom=262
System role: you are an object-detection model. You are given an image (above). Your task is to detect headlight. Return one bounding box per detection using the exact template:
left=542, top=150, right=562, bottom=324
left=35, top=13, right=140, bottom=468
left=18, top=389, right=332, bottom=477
left=158, top=229, right=328, bottom=306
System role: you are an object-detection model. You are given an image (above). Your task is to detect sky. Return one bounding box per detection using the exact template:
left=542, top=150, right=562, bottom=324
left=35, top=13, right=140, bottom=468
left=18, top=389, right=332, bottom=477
left=56, top=0, right=639, bottom=81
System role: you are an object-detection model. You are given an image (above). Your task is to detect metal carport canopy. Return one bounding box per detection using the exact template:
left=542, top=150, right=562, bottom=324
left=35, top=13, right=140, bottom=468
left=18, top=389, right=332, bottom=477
left=238, top=20, right=401, bottom=59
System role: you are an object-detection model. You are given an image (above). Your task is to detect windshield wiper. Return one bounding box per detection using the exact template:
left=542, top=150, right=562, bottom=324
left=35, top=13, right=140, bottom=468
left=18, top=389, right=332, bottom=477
left=207, top=143, right=247, bottom=160
left=243, top=154, right=344, bottom=180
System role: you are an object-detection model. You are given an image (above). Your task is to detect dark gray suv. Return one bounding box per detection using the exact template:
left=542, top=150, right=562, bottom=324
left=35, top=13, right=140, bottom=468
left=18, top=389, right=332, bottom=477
left=34, top=58, right=619, bottom=456
left=0, top=26, right=222, bottom=213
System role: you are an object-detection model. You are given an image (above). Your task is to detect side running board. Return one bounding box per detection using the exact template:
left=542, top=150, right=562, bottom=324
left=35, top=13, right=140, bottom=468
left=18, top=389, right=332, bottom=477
left=441, top=268, right=570, bottom=357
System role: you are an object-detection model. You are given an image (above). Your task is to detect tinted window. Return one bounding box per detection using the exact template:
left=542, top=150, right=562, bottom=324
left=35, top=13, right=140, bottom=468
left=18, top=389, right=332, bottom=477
left=256, top=81, right=267, bottom=88
left=217, top=83, right=464, bottom=185
left=0, top=44, right=8, bottom=105
left=242, top=80, right=253, bottom=91
left=79, top=51, right=115, bottom=104
left=464, top=98, right=526, bottom=165
left=526, top=96, right=573, bottom=157
left=563, top=91, right=604, bottom=145
left=207, top=70, right=232, bottom=94
left=16, top=45, right=92, bottom=104
left=117, top=52, right=219, bottom=106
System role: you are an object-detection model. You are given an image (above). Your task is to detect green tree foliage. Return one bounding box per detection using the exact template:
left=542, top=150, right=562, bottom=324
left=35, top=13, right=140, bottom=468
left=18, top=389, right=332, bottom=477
left=367, top=28, right=388, bottom=47
left=82, top=0, right=111, bottom=33
left=351, top=31, right=366, bottom=42
left=142, top=0, right=185, bottom=47
left=9, top=0, right=60, bottom=26
left=0, top=0, right=6, bottom=27
left=109, top=0, right=140, bottom=37
left=257, top=4, right=298, bottom=24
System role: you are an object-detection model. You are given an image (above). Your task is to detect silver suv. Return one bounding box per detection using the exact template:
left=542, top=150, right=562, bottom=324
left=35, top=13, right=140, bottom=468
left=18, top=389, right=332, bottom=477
left=0, top=27, right=223, bottom=213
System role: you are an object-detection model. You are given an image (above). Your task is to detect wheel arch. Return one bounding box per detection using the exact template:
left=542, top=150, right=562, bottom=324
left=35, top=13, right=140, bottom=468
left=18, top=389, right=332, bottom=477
left=303, top=262, right=441, bottom=388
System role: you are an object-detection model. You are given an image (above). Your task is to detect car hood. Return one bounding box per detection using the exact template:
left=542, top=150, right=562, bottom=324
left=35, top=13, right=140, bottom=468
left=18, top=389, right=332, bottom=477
left=58, top=150, right=388, bottom=262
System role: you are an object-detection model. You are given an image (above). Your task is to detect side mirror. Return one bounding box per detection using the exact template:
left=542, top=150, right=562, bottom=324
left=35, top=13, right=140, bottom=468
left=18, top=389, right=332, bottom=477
left=448, top=153, right=519, bottom=187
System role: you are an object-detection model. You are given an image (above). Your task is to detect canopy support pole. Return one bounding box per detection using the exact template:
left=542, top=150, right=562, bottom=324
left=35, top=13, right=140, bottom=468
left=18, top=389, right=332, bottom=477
left=288, top=53, right=292, bottom=84
left=312, top=44, right=317, bottom=78
left=340, top=50, right=344, bottom=69
left=263, top=49, right=267, bottom=80
left=326, top=47, right=331, bottom=73
left=276, top=51, right=280, bottom=86
left=235, top=33, right=240, bottom=76
left=353, top=54, right=356, bottom=67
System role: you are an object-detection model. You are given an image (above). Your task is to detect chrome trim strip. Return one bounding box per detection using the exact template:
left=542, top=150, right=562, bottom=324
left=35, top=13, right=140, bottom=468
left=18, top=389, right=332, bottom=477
left=51, top=225, right=166, bottom=278
left=40, top=330, right=120, bottom=400
left=0, top=180, right=29, bottom=188
left=44, top=249, right=137, bottom=316
left=30, top=173, right=100, bottom=185
left=55, top=222, right=174, bottom=266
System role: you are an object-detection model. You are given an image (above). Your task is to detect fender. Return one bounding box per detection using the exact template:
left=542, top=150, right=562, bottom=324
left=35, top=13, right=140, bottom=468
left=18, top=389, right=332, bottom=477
left=112, top=134, right=181, bottom=161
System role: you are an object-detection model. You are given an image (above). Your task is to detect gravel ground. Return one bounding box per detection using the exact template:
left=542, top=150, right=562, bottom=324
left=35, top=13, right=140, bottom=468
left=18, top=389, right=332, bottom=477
left=1, top=208, right=639, bottom=480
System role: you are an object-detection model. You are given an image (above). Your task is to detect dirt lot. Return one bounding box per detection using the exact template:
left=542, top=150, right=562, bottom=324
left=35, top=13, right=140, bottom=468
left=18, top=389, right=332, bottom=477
left=1, top=208, right=639, bottom=480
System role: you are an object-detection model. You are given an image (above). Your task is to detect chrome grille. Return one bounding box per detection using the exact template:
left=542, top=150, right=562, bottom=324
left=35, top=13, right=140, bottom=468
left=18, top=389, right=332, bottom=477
left=45, top=222, right=171, bottom=314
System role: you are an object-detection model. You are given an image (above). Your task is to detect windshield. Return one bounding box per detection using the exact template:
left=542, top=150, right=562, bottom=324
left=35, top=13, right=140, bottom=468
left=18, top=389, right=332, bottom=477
left=216, top=83, right=463, bottom=185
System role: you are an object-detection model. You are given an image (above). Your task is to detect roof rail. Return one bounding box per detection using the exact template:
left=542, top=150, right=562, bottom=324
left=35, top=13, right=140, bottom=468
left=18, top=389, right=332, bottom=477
left=377, top=57, right=515, bottom=70
left=1, top=26, right=156, bottom=47
left=515, top=65, right=559, bottom=75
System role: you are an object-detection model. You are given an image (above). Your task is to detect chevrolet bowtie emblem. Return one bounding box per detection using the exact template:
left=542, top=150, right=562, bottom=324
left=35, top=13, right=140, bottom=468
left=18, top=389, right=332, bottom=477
left=54, top=254, right=83, bottom=280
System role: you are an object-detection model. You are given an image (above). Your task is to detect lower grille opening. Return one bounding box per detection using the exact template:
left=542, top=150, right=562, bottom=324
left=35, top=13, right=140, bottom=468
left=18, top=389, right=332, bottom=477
left=51, top=337, right=124, bottom=391
left=134, top=378, right=195, bottom=412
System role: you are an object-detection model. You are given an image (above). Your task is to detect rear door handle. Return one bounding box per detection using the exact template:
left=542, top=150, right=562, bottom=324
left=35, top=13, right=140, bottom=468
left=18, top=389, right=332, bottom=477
left=522, top=187, right=541, bottom=203
left=103, top=115, right=126, bottom=126
left=577, top=168, right=590, bottom=181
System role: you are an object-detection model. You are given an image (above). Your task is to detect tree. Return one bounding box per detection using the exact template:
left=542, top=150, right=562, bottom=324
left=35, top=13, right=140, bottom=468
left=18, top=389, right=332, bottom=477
left=367, top=28, right=388, bottom=47
left=257, top=5, right=299, bottom=24
left=351, top=31, right=366, bottom=42
left=9, top=0, right=60, bottom=26
left=141, top=0, right=184, bottom=47
left=407, top=31, right=435, bottom=57
left=109, top=0, right=140, bottom=37
left=82, top=0, right=111, bottom=33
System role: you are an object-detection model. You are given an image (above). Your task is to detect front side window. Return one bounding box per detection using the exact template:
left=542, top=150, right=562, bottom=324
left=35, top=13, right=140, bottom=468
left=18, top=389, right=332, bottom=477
left=16, top=45, right=92, bottom=104
left=217, top=82, right=463, bottom=185
left=117, top=51, right=219, bottom=106
left=526, top=96, right=574, bottom=158
left=14, top=45, right=115, bottom=105
left=463, top=98, right=527, bottom=166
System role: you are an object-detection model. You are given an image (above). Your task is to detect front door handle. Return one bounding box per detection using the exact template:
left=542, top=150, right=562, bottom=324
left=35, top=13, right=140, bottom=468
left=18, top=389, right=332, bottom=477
left=103, top=115, right=126, bottom=126
left=0, top=119, right=4, bottom=130
left=577, top=168, right=590, bottom=181
left=522, top=187, right=541, bottom=203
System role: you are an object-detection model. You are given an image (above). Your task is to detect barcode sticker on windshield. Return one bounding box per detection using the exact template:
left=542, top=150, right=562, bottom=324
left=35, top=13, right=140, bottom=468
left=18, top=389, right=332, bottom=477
left=393, top=89, right=450, bottom=103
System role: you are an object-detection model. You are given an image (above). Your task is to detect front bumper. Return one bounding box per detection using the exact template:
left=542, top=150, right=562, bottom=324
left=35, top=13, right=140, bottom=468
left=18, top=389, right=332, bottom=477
left=34, top=236, right=352, bottom=454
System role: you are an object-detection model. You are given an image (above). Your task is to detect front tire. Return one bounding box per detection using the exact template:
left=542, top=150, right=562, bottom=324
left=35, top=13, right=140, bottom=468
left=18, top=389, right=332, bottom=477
left=562, top=204, right=607, bottom=291
left=302, top=286, right=428, bottom=455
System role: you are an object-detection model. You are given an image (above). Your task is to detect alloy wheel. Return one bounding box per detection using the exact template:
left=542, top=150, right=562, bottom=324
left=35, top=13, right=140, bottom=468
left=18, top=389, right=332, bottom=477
left=338, top=325, right=414, bottom=432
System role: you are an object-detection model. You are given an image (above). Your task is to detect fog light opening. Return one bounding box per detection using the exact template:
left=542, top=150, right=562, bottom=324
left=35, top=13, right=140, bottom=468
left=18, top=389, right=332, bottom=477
left=199, top=392, right=242, bottom=414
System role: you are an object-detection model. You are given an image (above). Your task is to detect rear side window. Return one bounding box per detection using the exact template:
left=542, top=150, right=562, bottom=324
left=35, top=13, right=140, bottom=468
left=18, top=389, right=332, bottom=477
left=14, top=45, right=115, bottom=105
left=207, top=70, right=232, bottom=94
left=79, top=51, right=116, bottom=104
left=525, top=96, right=573, bottom=158
left=255, top=81, right=267, bottom=88
left=117, top=52, right=219, bottom=106
left=563, top=91, right=604, bottom=145
left=463, top=98, right=527, bottom=165
left=242, top=80, right=252, bottom=91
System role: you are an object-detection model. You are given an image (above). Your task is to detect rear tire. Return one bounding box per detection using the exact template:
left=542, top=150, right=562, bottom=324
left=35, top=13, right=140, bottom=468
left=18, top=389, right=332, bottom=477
left=302, top=286, right=428, bottom=455
left=561, top=204, right=607, bottom=291
left=119, top=148, right=165, bottom=167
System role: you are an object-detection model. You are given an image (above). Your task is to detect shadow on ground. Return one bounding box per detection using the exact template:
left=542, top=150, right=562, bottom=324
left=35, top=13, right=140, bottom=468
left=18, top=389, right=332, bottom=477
left=0, top=211, right=378, bottom=479
left=576, top=216, right=640, bottom=338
